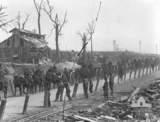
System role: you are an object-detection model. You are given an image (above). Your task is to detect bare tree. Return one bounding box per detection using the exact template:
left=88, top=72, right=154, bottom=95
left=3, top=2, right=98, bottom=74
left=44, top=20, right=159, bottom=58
left=15, top=12, right=30, bottom=29
left=87, top=1, right=102, bottom=59
left=87, top=21, right=95, bottom=58
left=16, top=12, right=21, bottom=29
left=43, top=0, right=67, bottom=63
left=0, top=6, right=13, bottom=31
left=33, top=0, right=44, bottom=35
left=22, top=14, right=30, bottom=29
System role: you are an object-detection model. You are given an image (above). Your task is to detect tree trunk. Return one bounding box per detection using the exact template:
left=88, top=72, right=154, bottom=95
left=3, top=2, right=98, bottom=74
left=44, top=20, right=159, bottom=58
left=55, top=24, right=60, bottom=63
left=38, top=14, right=41, bottom=35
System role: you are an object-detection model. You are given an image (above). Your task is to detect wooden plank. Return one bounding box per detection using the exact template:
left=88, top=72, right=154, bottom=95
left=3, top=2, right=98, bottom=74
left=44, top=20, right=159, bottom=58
left=74, top=115, right=96, bottom=122
left=128, top=88, right=140, bottom=102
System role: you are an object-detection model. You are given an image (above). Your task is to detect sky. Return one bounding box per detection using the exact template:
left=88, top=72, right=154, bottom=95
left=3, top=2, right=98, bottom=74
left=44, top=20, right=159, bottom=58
left=0, top=0, right=159, bottom=54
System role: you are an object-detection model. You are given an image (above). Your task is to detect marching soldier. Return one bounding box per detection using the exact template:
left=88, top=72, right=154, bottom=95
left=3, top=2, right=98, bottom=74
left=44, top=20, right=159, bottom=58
left=24, top=68, right=33, bottom=93
left=133, top=59, right=137, bottom=79
left=141, top=58, right=146, bottom=76
left=117, top=61, right=123, bottom=84
left=55, top=72, right=64, bottom=101
left=88, top=64, right=94, bottom=93
left=102, top=60, right=109, bottom=99
left=128, top=59, right=133, bottom=80
left=137, top=59, right=141, bottom=78
left=108, top=62, right=114, bottom=97
left=72, top=69, right=80, bottom=97
left=80, top=64, right=89, bottom=98
left=0, top=64, right=7, bottom=99
left=62, top=68, right=72, bottom=101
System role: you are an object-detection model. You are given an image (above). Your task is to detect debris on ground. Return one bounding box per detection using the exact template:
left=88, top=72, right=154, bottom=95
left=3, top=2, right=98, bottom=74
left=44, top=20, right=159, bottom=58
left=62, top=79, right=160, bottom=122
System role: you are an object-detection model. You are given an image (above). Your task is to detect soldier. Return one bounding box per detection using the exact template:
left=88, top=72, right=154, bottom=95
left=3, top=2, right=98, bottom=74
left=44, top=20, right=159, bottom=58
left=108, top=62, right=114, bottom=96
left=62, top=68, right=72, bottom=101
left=80, top=64, right=89, bottom=98
left=128, top=59, right=133, bottom=80
left=95, top=67, right=101, bottom=91
left=72, top=68, right=80, bottom=97
left=117, top=61, right=123, bottom=84
left=133, top=59, right=137, bottom=79
left=102, top=61, right=108, bottom=99
left=88, top=64, right=94, bottom=93
left=0, top=64, right=7, bottom=99
left=137, top=59, right=141, bottom=78
left=122, top=62, right=127, bottom=81
left=24, top=68, right=33, bottom=93
left=55, top=72, right=64, bottom=101
left=141, top=58, right=145, bottom=76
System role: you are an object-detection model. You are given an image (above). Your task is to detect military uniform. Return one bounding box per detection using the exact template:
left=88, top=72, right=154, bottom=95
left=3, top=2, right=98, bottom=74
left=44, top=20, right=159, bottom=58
left=117, top=61, right=123, bottom=83
left=88, top=64, right=94, bottom=93
left=55, top=73, right=64, bottom=101
left=72, top=69, right=80, bottom=97
left=108, top=62, right=114, bottom=96
left=128, top=60, right=133, bottom=79
left=62, top=70, right=72, bottom=101
left=0, top=64, right=8, bottom=99
left=102, top=62, right=108, bottom=99
left=80, top=65, right=89, bottom=98
left=24, top=68, right=33, bottom=93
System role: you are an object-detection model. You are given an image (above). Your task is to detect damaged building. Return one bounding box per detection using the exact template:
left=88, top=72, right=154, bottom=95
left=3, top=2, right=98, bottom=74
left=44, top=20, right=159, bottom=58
left=0, top=28, right=51, bottom=63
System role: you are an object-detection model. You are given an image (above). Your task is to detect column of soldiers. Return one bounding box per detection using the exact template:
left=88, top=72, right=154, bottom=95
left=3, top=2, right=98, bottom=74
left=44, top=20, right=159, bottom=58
left=101, top=56, right=160, bottom=99
left=0, top=55, right=160, bottom=102
left=38, top=56, right=160, bottom=101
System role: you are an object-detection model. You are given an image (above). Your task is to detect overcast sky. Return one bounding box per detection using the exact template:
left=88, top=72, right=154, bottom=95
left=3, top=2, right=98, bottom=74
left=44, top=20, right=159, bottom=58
left=0, top=0, right=159, bottom=54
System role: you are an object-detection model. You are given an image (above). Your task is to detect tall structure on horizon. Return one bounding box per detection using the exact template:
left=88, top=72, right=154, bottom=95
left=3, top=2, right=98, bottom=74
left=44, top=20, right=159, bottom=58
left=156, top=43, right=158, bottom=54
left=113, top=40, right=116, bottom=51
left=139, top=40, right=141, bottom=53
left=113, top=40, right=119, bottom=51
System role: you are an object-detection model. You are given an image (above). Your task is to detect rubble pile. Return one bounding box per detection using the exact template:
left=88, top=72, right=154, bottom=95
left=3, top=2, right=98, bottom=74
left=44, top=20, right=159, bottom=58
left=64, top=79, right=160, bottom=122
left=137, top=79, right=160, bottom=117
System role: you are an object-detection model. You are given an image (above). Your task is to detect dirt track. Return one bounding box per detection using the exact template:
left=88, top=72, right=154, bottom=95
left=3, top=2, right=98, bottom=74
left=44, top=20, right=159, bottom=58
left=3, top=70, right=160, bottom=121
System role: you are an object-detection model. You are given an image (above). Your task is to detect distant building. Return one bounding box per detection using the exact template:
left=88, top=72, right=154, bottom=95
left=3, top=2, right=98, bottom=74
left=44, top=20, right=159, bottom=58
left=0, top=28, right=50, bottom=63
left=113, top=40, right=119, bottom=51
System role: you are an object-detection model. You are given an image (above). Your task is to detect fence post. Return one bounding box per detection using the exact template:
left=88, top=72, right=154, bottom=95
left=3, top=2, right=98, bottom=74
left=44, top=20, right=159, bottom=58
left=0, top=99, right=7, bottom=120
left=22, top=93, right=29, bottom=114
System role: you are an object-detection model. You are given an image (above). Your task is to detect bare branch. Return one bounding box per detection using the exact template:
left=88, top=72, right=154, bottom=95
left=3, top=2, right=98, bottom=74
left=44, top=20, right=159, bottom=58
left=43, top=0, right=56, bottom=24
left=33, top=0, right=44, bottom=34
left=16, top=12, right=21, bottom=29
left=0, top=19, right=14, bottom=28
left=22, top=14, right=30, bottom=29
left=33, top=0, right=39, bottom=13
left=77, top=31, right=83, bottom=39
left=87, top=21, right=95, bottom=34
left=0, top=6, right=14, bottom=31
left=0, top=6, right=7, bottom=24
left=1, top=26, right=8, bottom=33
left=58, top=11, right=67, bottom=33
left=39, top=0, right=44, bottom=10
